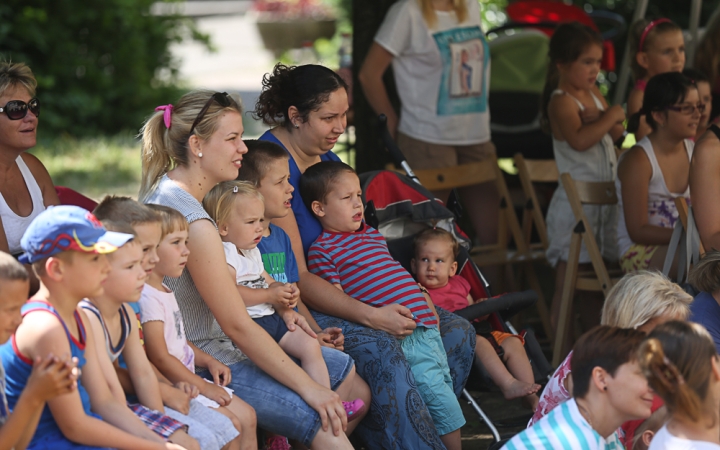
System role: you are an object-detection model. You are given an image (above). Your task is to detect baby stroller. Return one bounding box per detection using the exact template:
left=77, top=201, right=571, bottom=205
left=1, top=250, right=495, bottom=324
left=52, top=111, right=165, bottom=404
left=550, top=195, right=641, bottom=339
left=358, top=116, right=554, bottom=446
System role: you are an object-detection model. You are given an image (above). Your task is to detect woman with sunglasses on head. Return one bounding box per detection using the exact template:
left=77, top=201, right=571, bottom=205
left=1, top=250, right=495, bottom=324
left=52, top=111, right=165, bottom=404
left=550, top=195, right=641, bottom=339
left=139, top=90, right=366, bottom=450
left=0, top=61, right=58, bottom=286
left=616, top=72, right=698, bottom=274
left=255, top=63, right=476, bottom=449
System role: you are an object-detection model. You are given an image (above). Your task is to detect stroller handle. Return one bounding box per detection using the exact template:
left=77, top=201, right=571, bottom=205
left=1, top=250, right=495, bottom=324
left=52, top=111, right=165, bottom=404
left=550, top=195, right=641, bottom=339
left=377, top=114, right=421, bottom=185
left=454, top=290, right=538, bottom=322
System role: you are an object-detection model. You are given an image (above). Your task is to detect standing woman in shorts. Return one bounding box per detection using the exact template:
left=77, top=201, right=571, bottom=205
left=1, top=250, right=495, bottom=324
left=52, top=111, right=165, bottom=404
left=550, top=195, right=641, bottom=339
left=359, top=0, right=499, bottom=248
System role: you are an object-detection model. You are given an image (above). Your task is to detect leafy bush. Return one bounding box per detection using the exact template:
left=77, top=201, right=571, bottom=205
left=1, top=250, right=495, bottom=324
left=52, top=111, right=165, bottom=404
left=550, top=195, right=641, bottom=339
left=0, top=0, right=208, bottom=137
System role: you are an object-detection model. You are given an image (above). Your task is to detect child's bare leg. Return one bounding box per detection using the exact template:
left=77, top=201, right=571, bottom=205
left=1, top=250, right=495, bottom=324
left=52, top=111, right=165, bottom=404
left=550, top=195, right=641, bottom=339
left=168, top=429, right=200, bottom=450
left=278, top=329, right=330, bottom=388
left=440, top=428, right=462, bottom=450
left=475, top=335, right=539, bottom=400
left=221, top=397, right=258, bottom=450
left=501, top=337, right=540, bottom=410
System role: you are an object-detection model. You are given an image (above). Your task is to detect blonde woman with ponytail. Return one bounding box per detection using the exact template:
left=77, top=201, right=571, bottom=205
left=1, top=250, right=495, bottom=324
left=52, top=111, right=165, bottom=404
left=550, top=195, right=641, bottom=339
left=358, top=0, right=499, bottom=253
left=139, top=90, right=363, bottom=450
left=639, top=321, right=720, bottom=449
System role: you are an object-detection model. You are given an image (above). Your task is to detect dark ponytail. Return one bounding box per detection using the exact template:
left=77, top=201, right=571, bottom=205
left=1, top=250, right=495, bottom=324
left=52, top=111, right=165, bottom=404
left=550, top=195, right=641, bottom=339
left=254, top=63, right=348, bottom=130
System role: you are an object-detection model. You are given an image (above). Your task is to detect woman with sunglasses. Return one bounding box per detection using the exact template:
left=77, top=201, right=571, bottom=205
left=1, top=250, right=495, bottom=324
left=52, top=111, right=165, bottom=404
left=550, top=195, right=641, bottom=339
left=255, top=63, right=476, bottom=449
left=0, top=62, right=58, bottom=264
left=139, top=90, right=365, bottom=450
left=616, top=72, right=699, bottom=273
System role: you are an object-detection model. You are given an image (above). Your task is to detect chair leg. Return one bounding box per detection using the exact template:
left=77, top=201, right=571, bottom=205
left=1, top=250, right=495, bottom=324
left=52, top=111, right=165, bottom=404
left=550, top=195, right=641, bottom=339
left=553, top=231, right=582, bottom=367
left=524, top=262, right=554, bottom=344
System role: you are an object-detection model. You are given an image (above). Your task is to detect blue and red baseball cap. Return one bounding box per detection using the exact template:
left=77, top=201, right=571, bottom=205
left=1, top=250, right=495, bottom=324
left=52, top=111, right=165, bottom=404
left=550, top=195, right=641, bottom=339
left=19, top=205, right=134, bottom=264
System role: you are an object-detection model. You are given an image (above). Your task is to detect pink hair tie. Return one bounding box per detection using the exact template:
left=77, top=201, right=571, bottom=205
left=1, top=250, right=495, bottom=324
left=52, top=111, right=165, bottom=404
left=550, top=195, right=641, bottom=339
left=155, top=104, right=173, bottom=129
left=639, top=18, right=672, bottom=51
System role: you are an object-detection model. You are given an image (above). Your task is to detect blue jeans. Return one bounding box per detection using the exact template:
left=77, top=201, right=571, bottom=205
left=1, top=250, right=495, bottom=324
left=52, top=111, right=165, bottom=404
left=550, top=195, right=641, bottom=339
left=312, top=306, right=476, bottom=450
left=202, top=346, right=354, bottom=447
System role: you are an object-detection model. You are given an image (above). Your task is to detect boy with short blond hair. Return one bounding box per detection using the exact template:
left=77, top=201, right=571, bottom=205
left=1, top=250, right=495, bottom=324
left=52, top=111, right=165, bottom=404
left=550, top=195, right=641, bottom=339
left=0, top=205, right=184, bottom=450
left=91, top=197, right=242, bottom=450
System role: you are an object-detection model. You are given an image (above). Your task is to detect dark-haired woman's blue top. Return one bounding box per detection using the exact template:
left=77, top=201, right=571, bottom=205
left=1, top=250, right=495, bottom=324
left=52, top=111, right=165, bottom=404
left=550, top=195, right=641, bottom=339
left=259, top=130, right=341, bottom=255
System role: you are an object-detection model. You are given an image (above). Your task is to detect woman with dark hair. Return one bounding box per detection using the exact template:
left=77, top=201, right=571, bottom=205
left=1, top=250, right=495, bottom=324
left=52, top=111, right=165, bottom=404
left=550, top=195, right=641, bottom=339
left=256, top=63, right=476, bottom=449
left=638, top=321, right=720, bottom=448
left=505, top=326, right=653, bottom=449
left=616, top=72, right=698, bottom=273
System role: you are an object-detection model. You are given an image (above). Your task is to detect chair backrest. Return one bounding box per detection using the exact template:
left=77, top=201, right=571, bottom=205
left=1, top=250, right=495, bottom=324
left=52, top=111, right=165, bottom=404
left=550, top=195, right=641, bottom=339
left=560, top=172, right=616, bottom=294
left=514, top=154, right=558, bottom=251
left=674, top=197, right=706, bottom=255
left=412, top=160, right=496, bottom=192
left=413, top=156, right=529, bottom=256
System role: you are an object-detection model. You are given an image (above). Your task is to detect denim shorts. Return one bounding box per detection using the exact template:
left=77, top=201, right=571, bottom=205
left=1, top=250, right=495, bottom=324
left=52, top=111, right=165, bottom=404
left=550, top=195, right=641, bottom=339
left=254, top=313, right=290, bottom=342
left=165, top=398, right=239, bottom=450
left=202, top=346, right=354, bottom=447
left=400, top=326, right=466, bottom=435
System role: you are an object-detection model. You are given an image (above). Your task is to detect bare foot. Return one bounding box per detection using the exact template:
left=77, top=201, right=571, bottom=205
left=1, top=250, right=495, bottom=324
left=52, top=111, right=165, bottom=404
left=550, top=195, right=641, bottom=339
left=523, top=393, right=540, bottom=411
left=500, top=378, right=541, bottom=400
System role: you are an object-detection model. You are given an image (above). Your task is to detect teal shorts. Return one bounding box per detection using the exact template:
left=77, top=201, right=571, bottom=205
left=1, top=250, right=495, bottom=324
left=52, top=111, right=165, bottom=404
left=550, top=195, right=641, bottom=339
left=401, top=326, right=466, bottom=435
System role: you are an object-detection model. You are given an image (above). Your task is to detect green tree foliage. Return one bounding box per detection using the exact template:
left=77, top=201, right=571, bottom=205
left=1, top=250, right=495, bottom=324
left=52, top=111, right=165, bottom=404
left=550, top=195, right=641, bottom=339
left=0, top=0, right=208, bottom=137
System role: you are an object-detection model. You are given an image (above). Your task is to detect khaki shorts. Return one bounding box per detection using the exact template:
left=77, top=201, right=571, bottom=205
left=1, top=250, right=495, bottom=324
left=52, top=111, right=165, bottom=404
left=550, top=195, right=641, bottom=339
left=397, top=132, right=497, bottom=170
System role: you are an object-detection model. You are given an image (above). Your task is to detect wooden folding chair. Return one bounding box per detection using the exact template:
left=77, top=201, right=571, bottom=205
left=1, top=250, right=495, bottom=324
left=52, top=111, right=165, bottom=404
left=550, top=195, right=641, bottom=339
left=412, top=156, right=527, bottom=263
left=552, top=173, right=623, bottom=366
left=675, top=197, right=705, bottom=255
left=512, top=154, right=559, bottom=341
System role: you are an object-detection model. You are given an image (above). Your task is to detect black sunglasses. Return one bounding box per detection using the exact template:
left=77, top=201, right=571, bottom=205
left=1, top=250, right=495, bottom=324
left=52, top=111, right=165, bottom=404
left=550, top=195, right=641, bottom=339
left=0, top=98, right=40, bottom=120
left=189, top=92, right=232, bottom=135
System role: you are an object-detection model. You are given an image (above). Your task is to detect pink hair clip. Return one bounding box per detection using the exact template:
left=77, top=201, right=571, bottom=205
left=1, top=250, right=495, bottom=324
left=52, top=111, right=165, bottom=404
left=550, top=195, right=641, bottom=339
left=155, top=104, right=174, bottom=129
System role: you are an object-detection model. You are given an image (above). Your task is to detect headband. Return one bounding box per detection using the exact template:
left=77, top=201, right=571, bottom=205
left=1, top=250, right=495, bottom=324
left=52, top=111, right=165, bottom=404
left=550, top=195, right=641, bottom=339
left=155, top=104, right=173, bottom=129
left=639, top=18, right=672, bottom=51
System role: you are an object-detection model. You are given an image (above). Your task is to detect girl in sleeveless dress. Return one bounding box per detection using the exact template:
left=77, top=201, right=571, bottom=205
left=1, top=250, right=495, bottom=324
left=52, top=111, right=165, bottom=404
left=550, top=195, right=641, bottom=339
left=541, top=23, right=626, bottom=331
left=618, top=72, right=700, bottom=273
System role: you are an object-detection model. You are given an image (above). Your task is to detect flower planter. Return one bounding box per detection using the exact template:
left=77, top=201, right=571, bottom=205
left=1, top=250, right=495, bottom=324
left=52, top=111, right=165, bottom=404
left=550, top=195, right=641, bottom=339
left=256, top=18, right=337, bottom=55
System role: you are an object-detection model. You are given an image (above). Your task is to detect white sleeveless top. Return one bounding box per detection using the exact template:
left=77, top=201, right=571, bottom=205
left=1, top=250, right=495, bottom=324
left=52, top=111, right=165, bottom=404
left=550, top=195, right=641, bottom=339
left=0, top=156, right=45, bottom=255
left=545, top=89, right=618, bottom=266
left=616, top=136, right=693, bottom=257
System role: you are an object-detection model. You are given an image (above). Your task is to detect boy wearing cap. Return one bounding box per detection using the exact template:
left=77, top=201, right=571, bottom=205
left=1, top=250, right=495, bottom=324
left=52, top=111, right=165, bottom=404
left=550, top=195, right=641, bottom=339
left=0, top=205, right=187, bottom=450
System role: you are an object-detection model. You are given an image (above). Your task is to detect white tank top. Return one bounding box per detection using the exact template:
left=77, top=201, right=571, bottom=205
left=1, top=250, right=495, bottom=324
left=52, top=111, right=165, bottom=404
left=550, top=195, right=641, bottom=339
left=616, top=136, right=693, bottom=257
left=0, top=156, right=45, bottom=255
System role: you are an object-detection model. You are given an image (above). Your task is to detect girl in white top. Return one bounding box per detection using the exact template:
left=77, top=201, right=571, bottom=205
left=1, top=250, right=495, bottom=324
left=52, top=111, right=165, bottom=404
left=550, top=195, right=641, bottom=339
left=542, top=23, right=626, bottom=328
left=639, top=321, right=720, bottom=450
left=202, top=180, right=364, bottom=421
left=617, top=72, right=700, bottom=273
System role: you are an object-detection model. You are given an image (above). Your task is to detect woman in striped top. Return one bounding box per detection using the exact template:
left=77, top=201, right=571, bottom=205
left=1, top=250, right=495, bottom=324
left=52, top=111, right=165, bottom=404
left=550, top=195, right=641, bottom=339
left=504, top=326, right=653, bottom=450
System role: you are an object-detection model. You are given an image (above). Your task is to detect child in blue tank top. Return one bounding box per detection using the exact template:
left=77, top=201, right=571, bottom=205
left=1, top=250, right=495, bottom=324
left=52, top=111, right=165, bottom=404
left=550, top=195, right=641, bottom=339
left=0, top=251, right=78, bottom=450
left=0, top=206, right=186, bottom=450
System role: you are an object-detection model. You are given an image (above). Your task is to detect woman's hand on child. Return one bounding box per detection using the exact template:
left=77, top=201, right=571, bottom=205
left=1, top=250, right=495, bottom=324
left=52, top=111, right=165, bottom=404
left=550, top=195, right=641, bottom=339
left=298, top=383, right=347, bottom=435
left=27, top=353, right=78, bottom=402
left=370, top=303, right=417, bottom=338
left=267, top=282, right=296, bottom=308
left=200, top=381, right=232, bottom=407
left=206, top=358, right=232, bottom=387
left=279, top=309, right=318, bottom=338
left=317, top=327, right=344, bottom=351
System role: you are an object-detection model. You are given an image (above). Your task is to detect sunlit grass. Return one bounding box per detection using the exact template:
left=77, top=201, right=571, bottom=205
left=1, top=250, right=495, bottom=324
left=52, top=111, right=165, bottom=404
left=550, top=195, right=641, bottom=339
left=30, top=134, right=142, bottom=201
